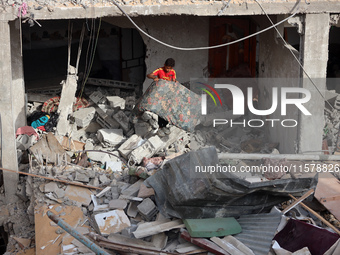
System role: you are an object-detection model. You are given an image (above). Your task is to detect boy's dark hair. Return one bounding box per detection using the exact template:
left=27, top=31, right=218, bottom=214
left=165, top=58, right=175, bottom=67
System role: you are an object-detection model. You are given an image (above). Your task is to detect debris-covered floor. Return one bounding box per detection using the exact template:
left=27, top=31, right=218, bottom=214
left=1, top=79, right=340, bottom=255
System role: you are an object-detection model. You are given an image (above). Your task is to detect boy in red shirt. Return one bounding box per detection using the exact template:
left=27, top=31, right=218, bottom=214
left=147, top=58, right=176, bottom=82
left=146, top=58, right=176, bottom=136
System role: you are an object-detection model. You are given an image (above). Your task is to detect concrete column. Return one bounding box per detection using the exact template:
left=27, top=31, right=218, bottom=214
left=299, top=14, right=329, bottom=153
left=10, top=20, right=26, bottom=129
left=0, top=20, right=19, bottom=203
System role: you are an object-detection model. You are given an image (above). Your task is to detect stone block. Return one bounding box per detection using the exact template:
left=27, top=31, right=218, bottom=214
left=106, top=161, right=122, bottom=172
left=137, top=198, right=158, bottom=221
left=89, top=91, right=106, bottom=104
left=109, top=199, right=128, bottom=210
left=129, top=135, right=164, bottom=165
left=16, top=134, right=36, bottom=150
left=97, top=129, right=124, bottom=147
left=96, top=107, right=120, bottom=129
left=75, top=170, right=90, bottom=183
left=106, top=96, right=125, bottom=109
left=73, top=107, right=96, bottom=127
left=112, top=111, right=130, bottom=134
left=118, top=134, right=144, bottom=159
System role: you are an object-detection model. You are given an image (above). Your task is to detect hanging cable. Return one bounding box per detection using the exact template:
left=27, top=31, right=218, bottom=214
left=254, top=0, right=334, bottom=111
left=79, top=18, right=102, bottom=98
left=111, top=0, right=302, bottom=51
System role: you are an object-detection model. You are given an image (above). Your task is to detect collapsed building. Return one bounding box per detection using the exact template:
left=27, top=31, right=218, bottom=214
left=1, top=0, right=340, bottom=254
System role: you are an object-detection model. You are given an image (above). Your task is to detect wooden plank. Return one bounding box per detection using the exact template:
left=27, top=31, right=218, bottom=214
left=108, top=233, right=160, bottom=251
left=180, top=230, right=229, bottom=255
left=35, top=204, right=85, bottom=255
left=289, top=193, right=340, bottom=235
left=315, top=172, right=340, bottom=221
left=282, top=189, right=314, bottom=214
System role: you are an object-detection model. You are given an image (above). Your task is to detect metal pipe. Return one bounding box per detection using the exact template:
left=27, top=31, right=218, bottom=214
left=47, top=211, right=110, bottom=255
left=218, top=153, right=340, bottom=161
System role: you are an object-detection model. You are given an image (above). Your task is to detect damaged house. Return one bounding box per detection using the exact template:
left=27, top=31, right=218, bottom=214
left=1, top=0, right=340, bottom=254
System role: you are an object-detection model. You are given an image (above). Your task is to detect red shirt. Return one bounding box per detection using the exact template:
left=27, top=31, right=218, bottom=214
left=152, top=68, right=176, bottom=81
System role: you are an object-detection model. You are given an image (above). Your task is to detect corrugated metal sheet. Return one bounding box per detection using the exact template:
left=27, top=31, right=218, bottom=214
left=234, top=212, right=282, bottom=255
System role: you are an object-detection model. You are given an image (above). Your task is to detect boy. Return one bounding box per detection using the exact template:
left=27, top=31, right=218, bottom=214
left=147, top=58, right=176, bottom=82
left=146, top=58, right=176, bottom=136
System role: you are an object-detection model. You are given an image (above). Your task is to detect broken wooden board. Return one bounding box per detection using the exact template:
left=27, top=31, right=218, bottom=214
left=16, top=248, right=35, bottom=255
left=29, top=132, right=71, bottom=164
left=34, top=204, right=85, bottom=255
left=58, top=136, right=85, bottom=151
left=108, top=233, right=160, bottom=251
left=315, top=172, right=340, bottom=221
left=180, top=229, right=229, bottom=255
left=133, top=219, right=184, bottom=239
left=183, top=217, right=242, bottom=238
left=13, top=237, right=31, bottom=249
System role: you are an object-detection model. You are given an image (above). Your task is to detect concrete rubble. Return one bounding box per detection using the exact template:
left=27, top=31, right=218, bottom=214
left=1, top=82, right=340, bottom=255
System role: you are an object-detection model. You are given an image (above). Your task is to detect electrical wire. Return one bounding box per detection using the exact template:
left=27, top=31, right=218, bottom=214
left=111, top=0, right=301, bottom=51
left=79, top=17, right=102, bottom=98
left=254, top=0, right=335, bottom=111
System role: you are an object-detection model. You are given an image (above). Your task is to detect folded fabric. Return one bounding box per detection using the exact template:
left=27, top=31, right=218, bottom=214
left=31, top=115, right=50, bottom=129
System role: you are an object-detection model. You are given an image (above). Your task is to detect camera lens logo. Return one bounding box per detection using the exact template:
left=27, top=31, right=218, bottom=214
left=198, top=82, right=222, bottom=115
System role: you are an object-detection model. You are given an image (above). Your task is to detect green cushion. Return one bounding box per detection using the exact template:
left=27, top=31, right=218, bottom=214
left=184, top=217, right=242, bottom=238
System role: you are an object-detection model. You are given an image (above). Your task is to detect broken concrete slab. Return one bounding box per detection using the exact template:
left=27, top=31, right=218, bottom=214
left=89, top=91, right=106, bottom=104
left=133, top=219, right=184, bottom=239
left=56, top=66, right=78, bottom=136
left=109, top=199, right=128, bottom=210
left=16, top=134, right=36, bottom=151
left=97, top=128, right=124, bottom=147
left=127, top=201, right=140, bottom=218
left=129, top=135, right=164, bottom=165
left=105, top=161, right=122, bottom=172
left=95, top=107, right=120, bottom=129
left=64, top=185, right=93, bottom=206
left=94, top=210, right=131, bottom=235
left=73, top=106, right=96, bottom=127
left=106, top=96, right=125, bottom=109
left=121, top=179, right=143, bottom=197
left=138, top=183, right=155, bottom=198
left=118, top=134, right=144, bottom=159
left=96, top=186, right=111, bottom=198
left=112, top=110, right=130, bottom=134
left=211, top=236, right=255, bottom=255
left=58, top=136, right=85, bottom=152
left=29, top=132, right=71, bottom=164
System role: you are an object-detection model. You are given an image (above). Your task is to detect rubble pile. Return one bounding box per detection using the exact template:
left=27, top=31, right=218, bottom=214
left=1, top=80, right=340, bottom=255
left=324, top=95, right=340, bottom=154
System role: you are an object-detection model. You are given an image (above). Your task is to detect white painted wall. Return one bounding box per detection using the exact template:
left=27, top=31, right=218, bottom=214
left=139, top=16, right=209, bottom=91
left=256, top=16, right=301, bottom=153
